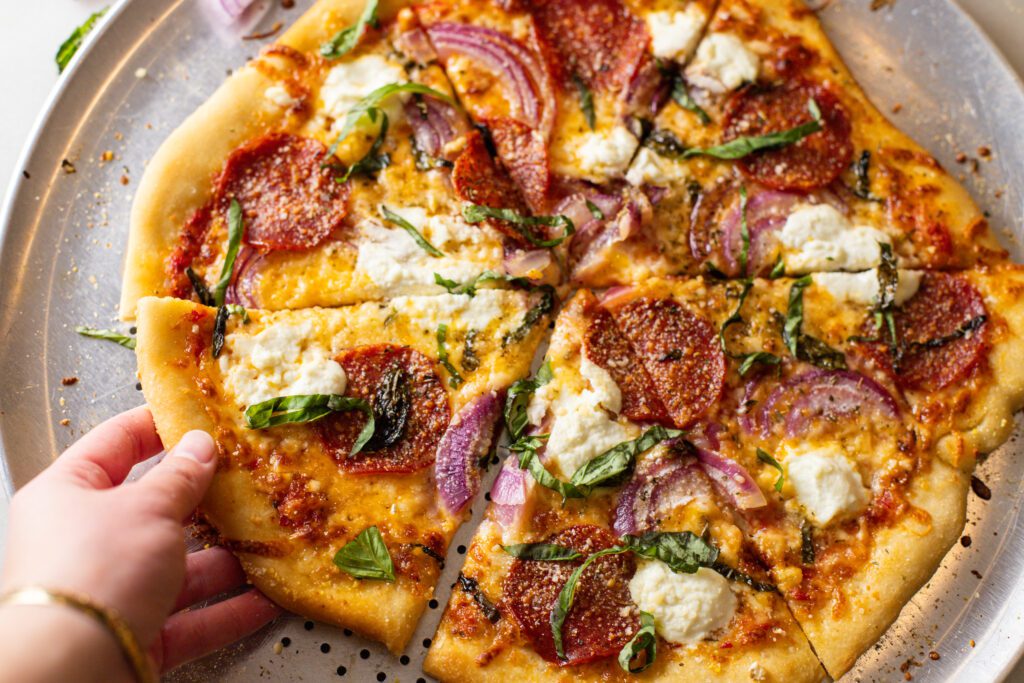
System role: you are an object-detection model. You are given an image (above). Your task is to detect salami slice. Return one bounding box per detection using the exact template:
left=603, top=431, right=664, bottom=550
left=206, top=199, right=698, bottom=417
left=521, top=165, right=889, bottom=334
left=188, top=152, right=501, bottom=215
left=583, top=305, right=669, bottom=424
left=526, top=0, right=648, bottom=93
left=216, top=132, right=350, bottom=251
left=611, top=298, right=726, bottom=428
left=724, top=81, right=853, bottom=192
left=489, top=117, right=551, bottom=212
left=318, top=345, right=450, bottom=474
left=503, top=525, right=639, bottom=665
left=862, top=273, right=988, bottom=391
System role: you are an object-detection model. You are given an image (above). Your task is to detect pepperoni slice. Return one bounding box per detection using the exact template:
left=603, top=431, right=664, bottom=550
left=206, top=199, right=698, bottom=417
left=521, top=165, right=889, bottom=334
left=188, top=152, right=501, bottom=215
left=216, top=132, right=349, bottom=251
left=611, top=298, right=726, bottom=428
left=583, top=305, right=669, bottom=423
left=489, top=117, right=551, bottom=212
left=503, top=525, right=639, bottom=664
left=526, top=0, right=648, bottom=92
left=452, top=130, right=535, bottom=246
left=317, top=345, right=450, bottom=474
left=861, top=273, right=988, bottom=391
left=724, top=81, right=853, bottom=192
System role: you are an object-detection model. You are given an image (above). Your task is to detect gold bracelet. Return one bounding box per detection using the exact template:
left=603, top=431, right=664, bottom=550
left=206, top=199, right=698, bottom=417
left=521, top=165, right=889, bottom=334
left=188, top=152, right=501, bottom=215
left=0, top=586, right=156, bottom=683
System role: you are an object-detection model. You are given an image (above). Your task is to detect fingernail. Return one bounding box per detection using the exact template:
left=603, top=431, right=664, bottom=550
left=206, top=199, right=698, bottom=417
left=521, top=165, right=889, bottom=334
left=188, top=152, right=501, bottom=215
left=173, top=430, right=215, bottom=464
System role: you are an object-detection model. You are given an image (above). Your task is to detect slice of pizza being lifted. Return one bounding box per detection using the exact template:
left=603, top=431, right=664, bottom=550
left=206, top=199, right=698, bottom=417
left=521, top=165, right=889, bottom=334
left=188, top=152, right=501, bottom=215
left=134, top=286, right=551, bottom=652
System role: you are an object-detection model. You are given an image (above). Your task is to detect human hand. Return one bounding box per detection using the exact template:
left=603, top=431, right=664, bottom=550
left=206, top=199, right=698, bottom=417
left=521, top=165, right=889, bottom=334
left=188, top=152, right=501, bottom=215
left=0, top=406, right=281, bottom=679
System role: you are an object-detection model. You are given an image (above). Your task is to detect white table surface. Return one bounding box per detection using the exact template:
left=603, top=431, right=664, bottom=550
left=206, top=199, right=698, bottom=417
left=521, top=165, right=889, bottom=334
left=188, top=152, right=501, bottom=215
left=1, top=0, right=1023, bottom=680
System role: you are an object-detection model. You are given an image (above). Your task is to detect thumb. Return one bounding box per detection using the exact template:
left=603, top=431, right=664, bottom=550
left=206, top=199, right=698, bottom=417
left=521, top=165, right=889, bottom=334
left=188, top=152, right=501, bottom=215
left=138, top=430, right=217, bottom=521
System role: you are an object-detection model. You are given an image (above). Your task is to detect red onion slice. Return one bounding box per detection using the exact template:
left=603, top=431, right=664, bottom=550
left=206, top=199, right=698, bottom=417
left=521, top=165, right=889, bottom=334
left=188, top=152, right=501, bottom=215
left=503, top=248, right=552, bottom=278
left=427, top=22, right=554, bottom=138
left=695, top=445, right=767, bottom=509
left=395, top=27, right=438, bottom=64
left=225, top=246, right=264, bottom=308
left=719, top=190, right=801, bottom=276
left=435, top=392, right=502, bottom=515
left=405, top=96, right=468, bottom=162
left=612, top=456, right=707, bottom=536
left=200, top=0, right=269, bottom=40
left=756, top=370, right=900, bottom=438
left=491, top=458, right=529, bottom=529
left=570, top=190, right=650, bottom=281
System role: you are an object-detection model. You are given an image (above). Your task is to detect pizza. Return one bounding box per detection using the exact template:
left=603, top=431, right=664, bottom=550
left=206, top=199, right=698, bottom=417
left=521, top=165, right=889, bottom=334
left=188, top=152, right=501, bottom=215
left=116, top=0, right=1024, bottom=677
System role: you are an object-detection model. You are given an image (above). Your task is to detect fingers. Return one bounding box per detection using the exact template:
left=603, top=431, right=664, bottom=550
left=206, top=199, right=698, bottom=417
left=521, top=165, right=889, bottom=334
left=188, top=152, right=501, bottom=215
left=173, top=547, right=247, bottom=613
left=158, top=590, right=282, bottom=672
left=54, top=406, right=164, bottom=489
left=136, top=431, right=217, bottom=521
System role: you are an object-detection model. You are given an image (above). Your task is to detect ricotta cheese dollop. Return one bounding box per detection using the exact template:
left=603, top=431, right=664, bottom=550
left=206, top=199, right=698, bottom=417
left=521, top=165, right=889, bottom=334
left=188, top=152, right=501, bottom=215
left=778, top=204, right=891, bottom=273
left=646, top=6, right=707, bottom=62
left=814, top=269, right=922, bottom=306
left=686, top=32, right=759, bottom=93
left=574, top=125, right=640, bottom=181
left=320, top=54, right=408, bottom=134
left=629, top=561, right=737, bottom=645
left=786, top=447, right=869, bottom=526
left=626, top=146, right=686, bottom=187
left=219, top=320, right=346, bottom=409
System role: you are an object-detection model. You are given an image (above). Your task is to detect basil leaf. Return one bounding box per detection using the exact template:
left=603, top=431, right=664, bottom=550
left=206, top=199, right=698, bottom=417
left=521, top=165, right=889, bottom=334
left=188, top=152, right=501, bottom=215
left=643, top=128, right=688, bottom=158
left=512, top=438, right=582, bottom=501
left=757, top=448, right=785, bottom=493
left=185, top=266, right=214, bottom=307
left=56, top=8, right=108, bottom=73
left=618, top=611, right=657, bottom=673
left=433, top=270, right=529, bottom=297
left=381, top=205, right=443, bottom=257
left=585, top=200, right=605, bottom=220
left=457, top=573, right=500, bottom=623
left=551, top=546, right=629, bottom=659
left=363, top=365, right=410, bottom=451
left=504, top=361, right=553, bottom=440
left=875, top=242, right=899, bottom=313
left=75, top=326, right=135, bottom=350
left=333, top=525, right=395, bottom=581
left=569, top=426, right=684, bottom=495
left=223, top=303, right=250, bottom=323
left=329, top=83, right=459, bottom=154
left=910, top=315, right=987, bottom=351
left=622, top=531, right=719, bottom=574
left=768, top=255, right=786, bottom=279
left=320, top=0, right=379, bottom=59
left=337, top=111, right=391, bottom=182
left=503, top=285, right=555, bottom=346
left=671, top=74, right=711, bottom=125
left=461, top=329, right=481, bottom=373
left=801, top=522, right=815, bottom=565
left=436, top=323, right=464, bottom=388
left=852, top=150, right=883, bottom=202
left=710, top=561, right=777, bottom=593
left=573, top=74, right=596, bottom=130
left=501, top=543, right=584, bottom=562
left=245, top=395, right=375, bottom=453
left=462, top=205, right=575, bottom=249
left=719, top=281, right=781, bottom=375
left=738, top=185, right=751, bottom=276
left=684, top=98, right=822, bottom=160
left=213, top=199, right=245, bottom=307
left=736, top=351, right=781, bottom=376
left=782, top=275, right=847, bottom=370
left=212, top=304, right=249, bottom=359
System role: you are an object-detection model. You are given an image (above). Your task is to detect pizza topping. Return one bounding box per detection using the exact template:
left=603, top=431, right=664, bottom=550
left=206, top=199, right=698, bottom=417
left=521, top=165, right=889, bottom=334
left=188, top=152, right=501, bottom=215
left=723, top=81, right=854, bottom=191
left=462, top=205, right=574, bottom=249
left=715, top=188, right=802, bottom=277
left=619, top=611, right=657, bottom=673
left=457, top=573, right=501, bottom=623
left=245, top=395, right=374, bottom=449
left=436, top=392, right=502, bottom=514
left=405, top=95, right=467, bottom=166
left=611, top=298, right=727, bottom=429
left=685, top=32, right=759, bottom=93
left=361, top=365, right=411, bottom=451
left=319, top=345, right=449, bottom=474
left=690, top=427, right=768, bottom=509
left=572, top=124, right=640, bottom=182
left=612, top=456, right=710, bottom=536
left=778, top=203, right=889, bottom=274
left=333, top=526, right=396, bottom=581
left=488, top=117, right=551, bottom=210
left=628, top=562, right=737, bottom=646
left=225, top=246, right=264, bottom=308
left=502, top=525, right=640, bottom=664
left=380, top=205, right=443, bottom=258
left=216, top=133, right=349, bottom=251
left=815, top=269, right=922, bottom=307
left=782, top=276, right=848, bottom=371
left=76, top=326, right=136, bottom=350
left=320, top=0, right=378, bottom=59
left=569, top=191, right=651, bottom=281
left=505, top=361, right=553, bottom=440
left=526, top=0, right=648, bottom=94
left=860, top=273, right=988, bottom=390
left=490, top=458, right=530, bottom=530
left=645, top=6, right=707, bottom=63
left=785, top=446, right=869, bottom=526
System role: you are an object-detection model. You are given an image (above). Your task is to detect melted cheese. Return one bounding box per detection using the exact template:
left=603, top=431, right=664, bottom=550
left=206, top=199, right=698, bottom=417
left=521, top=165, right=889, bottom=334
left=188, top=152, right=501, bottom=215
left=628, top=562, right=737, bottom=644
left=778, top=204, right=891, bottom=273
left=264, top=84, right=301, bottom=109
left=219, top=320, right=346, bottom=408
left=319, top=54, right=408, bottom=134
left=626, top=146, right=686, bottom=186
left=686, top=33, right=759, bottom=93
left=646, top=6, right=707, bottom=62
left=389, top=290, right=519, bottom=336
left=572, top=125, right=639, bottom=182
left=815, top=269, right=922, bottom=306
left=786, top=446, right=869, bottom=526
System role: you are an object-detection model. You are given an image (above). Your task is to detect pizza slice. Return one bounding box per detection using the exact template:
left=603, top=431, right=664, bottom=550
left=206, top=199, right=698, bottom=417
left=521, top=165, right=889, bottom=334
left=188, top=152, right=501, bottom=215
left=133, top=287, right=551, bottom=652
left=557, top=0, right=1010, bottom=287
left=120, top=0, right=558, bottom=319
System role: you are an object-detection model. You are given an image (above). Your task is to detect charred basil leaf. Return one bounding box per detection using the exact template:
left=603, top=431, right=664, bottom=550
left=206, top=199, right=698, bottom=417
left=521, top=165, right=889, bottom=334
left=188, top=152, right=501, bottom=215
left=504, top=361, right=553, bottom=440
left=333, top=525, right=395, bottom=581
left=364, top=365, right=411, bottom=451
left=710, top=561, right=777, bottom=593
left=75, top=326, right=135, bottom=350
left=573, top=74, right=596, bottom=130
left=245, top=394, right=375, bottom=453
left=457, top=573, right=501, bottom=623
left=503, top=285, right=555, bottom=347
left=851, top=150, right=883, bottom=202
left=618, top=611, right=657, bottom=673
left=462, top=205, right=575, bottom=249
left=643, top=128, right=688, bottom=158
left=461, top=329, right=480, bottom=373
left=685, top=98, right=822, bottom=160
left=435, top=324, right=464, bottom=388
left=186, top=267, right=214, bottom=307
left=410, top=543, right=446, bottom=569
left=801, top=522, right=815, bottom=565
left=320, top=0, right=379, bottom=59
left=783, top=276, right=847, bottom=370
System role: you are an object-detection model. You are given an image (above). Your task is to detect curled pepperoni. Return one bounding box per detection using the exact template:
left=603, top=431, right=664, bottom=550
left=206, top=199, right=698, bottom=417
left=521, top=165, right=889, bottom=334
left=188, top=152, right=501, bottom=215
left=503, top=525, right=638, bottom=665
left=489, top=117, right=551, bottom=212
left=452, top=130, right=535, bottom=246
left=318, top=345, right=450, bottom=474
left=724, top=81, right=853, bottom=192
left=526, top=0, right=648, bottom=92
left=216, top=132, right=349, bottom=251
left=611, top=298, right=726, bottom=429
left=861, top=273, right=988, bottom=391
left=583, top=305, right=669, bottom=423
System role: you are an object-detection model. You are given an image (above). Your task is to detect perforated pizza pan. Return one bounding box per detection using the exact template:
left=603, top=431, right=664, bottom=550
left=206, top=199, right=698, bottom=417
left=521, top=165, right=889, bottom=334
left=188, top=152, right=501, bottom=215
left=2, top=0, right=1024, bottom=680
